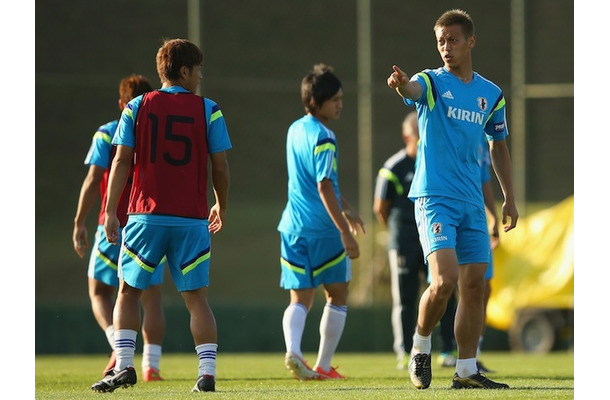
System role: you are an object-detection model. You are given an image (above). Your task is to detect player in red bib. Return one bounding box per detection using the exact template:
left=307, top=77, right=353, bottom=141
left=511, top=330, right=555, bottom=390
left=91, top=39, right=231, bottom=394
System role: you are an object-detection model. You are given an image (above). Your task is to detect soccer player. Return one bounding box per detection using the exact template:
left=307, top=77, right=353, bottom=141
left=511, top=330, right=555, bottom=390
left=73, top=74, right=166, bottom=381
left=373, top=111, right=458, bottom=371
left=278, top=63, right=365, bottom=381
left=431, top=135, right=501, bottom=372
left=386, top=9, right=518, bottom=389
left=90, top=38, right=231, bottom=393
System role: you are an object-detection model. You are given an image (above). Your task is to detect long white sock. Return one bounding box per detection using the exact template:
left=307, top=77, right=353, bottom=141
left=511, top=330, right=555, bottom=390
left=142, top=344, right=162, bottom=370
left=282, top=303, right=308, bottom=358
left=411, top=331, right=432, bottom=355
left=456, top=357, right=478, bottom=377
left=114, top=329, right=137, bottom=371
left=105, top=325, right=115, bottom=350
left=195, top=343, right=218, bottom=377
left=314, top=303, right=347, bottom=371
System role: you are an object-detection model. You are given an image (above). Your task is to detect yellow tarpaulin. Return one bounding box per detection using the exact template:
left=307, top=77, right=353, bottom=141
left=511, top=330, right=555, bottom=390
left=486, top=196, right=574, bottom=331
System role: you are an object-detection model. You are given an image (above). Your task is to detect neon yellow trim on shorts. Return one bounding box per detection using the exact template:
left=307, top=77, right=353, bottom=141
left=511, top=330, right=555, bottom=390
left=182, top=251, right=210, bottom=275
left=123, top=246, right=155, bottom=273
left=280, top=257, right=306, bottom=275
left=93, top=131, right=112, bottom=145
left=210, top=110, right=223, bottom=123
left=378, top=168, right=404, bottom=195
left=314, top=142, right=336, bottom=155
left=313, top=252, right=346, bottom=277
left=96, top=250, right=117, bottom=271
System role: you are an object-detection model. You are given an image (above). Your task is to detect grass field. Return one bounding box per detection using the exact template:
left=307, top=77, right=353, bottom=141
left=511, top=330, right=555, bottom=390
left=35, top=351, right=574, bottom=399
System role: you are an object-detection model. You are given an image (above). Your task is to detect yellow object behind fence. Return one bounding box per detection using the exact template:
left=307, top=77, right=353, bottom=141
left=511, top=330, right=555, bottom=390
left=487, top=196, right=574, bottom=331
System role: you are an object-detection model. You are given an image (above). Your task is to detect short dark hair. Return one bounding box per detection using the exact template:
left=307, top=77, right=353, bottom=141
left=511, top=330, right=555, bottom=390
left=156, top=38, right=203, bottom=83
left=434, top=9, right=475, bottom=37
left=119, top=74, right=153, bottom=104
left=301, top=63, right=342, bottom=113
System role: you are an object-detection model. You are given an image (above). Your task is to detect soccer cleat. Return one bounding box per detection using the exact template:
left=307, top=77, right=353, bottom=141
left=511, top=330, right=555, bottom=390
left=315, top=366, right=345, bottom=380
left=142, top=367, right=164, bottom=382
left=192, top=375, right=215, bottom=392
left=102, top=351, right=116, bottom=377
left=284, top=352, right=320, bottom=381
left=476, top=360, right=494, bottom=373
left=408, top=353, right=432, bottom=389
left=451, top=372, right=509, bottom=389
left=91, top=367, right=137, bottom=393
left=438, top=352, right=457, bottom=368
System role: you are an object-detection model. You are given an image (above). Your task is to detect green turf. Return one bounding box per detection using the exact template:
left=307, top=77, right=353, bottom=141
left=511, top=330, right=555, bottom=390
left=35, top=351, right=574, bottom=399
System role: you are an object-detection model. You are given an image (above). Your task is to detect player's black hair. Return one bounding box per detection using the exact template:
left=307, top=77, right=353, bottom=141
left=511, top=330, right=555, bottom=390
left=301, top=63, right=342, bottom=113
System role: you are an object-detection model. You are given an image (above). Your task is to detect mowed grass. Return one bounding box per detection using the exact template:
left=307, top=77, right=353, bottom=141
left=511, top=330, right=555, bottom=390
left=36, top=351, right=574, bottom=399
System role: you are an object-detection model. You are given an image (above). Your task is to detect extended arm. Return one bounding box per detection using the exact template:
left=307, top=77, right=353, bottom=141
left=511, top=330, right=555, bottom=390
left=208, top=151, right=230, bottom=234
left=387, top=65, right=423, bottom=100
left=73, top=165, right=105, bottom=257
left=489, top=139, right=519, bottom=232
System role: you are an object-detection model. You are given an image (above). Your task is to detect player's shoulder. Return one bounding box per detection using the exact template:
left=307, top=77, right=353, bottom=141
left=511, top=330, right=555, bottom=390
left=290, top=115, right=333, bottom=142
left=97, top=120, right=118, bottom=135
left=203, top=97, right=219, bottom=109
left=290, top=115, right=318, bottom=133
left=473, top=72, right=503, bottom=94
left=417, top=67, right=444, bottom=79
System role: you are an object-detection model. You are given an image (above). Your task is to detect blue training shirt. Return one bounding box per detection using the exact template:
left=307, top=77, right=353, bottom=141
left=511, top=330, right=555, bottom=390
left=277, top=114, right=342, bottom=237
left=84, top=120, right=117, bottom=169
left=404, top=67, right=508, bottom=206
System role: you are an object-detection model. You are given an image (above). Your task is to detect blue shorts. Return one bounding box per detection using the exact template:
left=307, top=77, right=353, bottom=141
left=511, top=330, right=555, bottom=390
left=88, top=225, right=164, bottom=287
left=414, top=196, right=490, bottom=265
left=119, top=218, right=210, bottom=291
left=279, top=232, right=351, bottom=290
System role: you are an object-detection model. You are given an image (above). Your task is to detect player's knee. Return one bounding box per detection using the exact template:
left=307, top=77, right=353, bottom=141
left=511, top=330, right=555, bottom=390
left=429, top=278, right=456, bottom=301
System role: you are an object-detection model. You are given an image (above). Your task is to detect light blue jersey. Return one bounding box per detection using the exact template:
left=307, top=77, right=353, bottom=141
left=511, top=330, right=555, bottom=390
left=405, top=67, right=508, bottom=206
left=84, top=120, right=117, bottom=169
left=277, top=114, right=341, bottom=237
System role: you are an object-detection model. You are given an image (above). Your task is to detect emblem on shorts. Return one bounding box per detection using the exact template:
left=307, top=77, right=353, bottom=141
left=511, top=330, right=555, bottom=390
left=432, top=222, right=443, bottom=235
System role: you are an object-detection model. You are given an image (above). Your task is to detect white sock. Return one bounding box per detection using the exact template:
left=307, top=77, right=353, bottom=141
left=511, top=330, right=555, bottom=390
left=282, top=303, right=308, bottom=358
left=195, top=343, right=218, bottom=377
left=456, top=357, right=478, bottom=377
left=114, top=329, right=137, bottom=371
left=411, top=331, right=432, bottom=355
left=314, top=303, right=347, bottom=371
left=142, top=344, right=162, bottom=370
left=105, top=325, right=115, bottom=350
left=477, top=336, right=484, bottom=357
